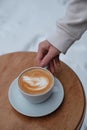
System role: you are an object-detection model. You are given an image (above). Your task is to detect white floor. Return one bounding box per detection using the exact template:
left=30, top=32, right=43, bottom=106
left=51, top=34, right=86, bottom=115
left=0, top=0, right=87, bottom=129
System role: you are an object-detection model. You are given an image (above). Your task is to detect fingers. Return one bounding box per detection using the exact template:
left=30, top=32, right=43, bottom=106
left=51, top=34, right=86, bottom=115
left=36, top=40, right=50, bottom=65
left=48, top=57, right=60, bottom=74
left=53, top=56, right=60, bottom=67
left=39, top=45, right=59, bottom=67
left=48, top=60, right=55, bottom=74
left=36, top=40, right=61, bottom=74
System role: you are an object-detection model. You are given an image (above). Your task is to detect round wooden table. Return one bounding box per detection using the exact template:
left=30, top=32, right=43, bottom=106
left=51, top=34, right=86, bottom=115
left=0, top=52, right=86, bottom=130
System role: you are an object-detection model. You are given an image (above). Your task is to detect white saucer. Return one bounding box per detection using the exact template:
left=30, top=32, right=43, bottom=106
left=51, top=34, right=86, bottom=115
left=8, top=77, right=64, bottom=117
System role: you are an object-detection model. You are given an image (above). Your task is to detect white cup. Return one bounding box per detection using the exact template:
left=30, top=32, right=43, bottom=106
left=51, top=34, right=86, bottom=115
left=18, top=67, right=54, bottom=103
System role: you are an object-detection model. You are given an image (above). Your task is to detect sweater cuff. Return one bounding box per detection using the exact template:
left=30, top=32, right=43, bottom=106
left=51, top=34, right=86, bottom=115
left=47, top=28, right=76, bottom=54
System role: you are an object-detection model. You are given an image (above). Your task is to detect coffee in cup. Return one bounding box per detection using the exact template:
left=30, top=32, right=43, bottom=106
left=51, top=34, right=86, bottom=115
left=18, top=67, right=54, bottom=103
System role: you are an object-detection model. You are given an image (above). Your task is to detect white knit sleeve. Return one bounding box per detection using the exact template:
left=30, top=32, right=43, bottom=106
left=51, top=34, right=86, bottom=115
left=47, top=0, right=87, bottom=53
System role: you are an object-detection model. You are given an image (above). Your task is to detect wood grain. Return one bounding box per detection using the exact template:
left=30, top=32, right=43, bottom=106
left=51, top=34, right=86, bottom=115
left=0, top=52, right=86, bottom=130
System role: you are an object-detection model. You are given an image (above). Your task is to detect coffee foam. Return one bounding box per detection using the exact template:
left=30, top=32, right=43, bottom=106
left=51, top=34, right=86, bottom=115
left=23, top=76, right=49, bottom=90
left=19, top=68, right=54, bottom=95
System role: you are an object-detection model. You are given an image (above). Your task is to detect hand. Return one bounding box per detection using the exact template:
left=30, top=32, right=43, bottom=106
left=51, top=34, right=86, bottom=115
left=36, top=40, right=61, bottom=73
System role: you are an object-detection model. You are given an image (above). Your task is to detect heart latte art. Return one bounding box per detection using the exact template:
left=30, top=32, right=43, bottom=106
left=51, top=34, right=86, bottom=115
left=18, top=68, right=54, bottom=95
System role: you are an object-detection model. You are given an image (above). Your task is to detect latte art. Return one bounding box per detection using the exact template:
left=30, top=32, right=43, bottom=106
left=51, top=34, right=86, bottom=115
left=18, top=67, right=54, bottom=95
left=23, top=76, right=49, bottom=90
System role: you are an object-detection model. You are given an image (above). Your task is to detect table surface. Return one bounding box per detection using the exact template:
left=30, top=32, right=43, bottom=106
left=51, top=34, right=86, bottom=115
left=0, top=52, right=86, bottom=130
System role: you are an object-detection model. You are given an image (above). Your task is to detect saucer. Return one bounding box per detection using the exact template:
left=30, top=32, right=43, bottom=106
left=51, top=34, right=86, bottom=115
left=8, top=77, right=64, bottom=117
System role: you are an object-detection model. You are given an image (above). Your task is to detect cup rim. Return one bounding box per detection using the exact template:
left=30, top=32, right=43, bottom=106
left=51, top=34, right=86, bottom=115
left=18, top=66, right=54, bottom=96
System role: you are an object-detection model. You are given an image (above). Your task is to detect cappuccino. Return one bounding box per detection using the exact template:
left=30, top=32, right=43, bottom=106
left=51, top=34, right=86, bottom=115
left=18, top=67, right=54, bottom=95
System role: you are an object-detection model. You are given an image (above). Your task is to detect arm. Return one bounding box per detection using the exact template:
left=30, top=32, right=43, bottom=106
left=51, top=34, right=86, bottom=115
left=37, top=0, right=87, bottom=73
left=47, top=0, right=87, bottom=53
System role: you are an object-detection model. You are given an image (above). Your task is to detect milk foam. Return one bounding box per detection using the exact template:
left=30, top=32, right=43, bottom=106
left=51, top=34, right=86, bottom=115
left=23, top=76, right=49, bottom=90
